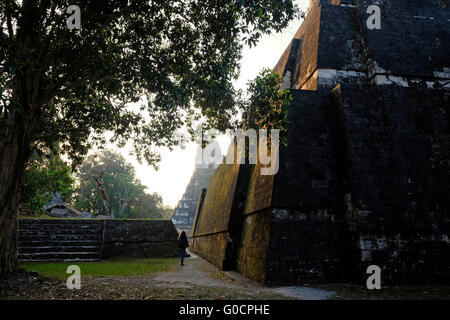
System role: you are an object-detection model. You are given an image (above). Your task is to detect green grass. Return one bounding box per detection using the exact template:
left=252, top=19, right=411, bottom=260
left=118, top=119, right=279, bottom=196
left=20, top=258, right=179, bottom=279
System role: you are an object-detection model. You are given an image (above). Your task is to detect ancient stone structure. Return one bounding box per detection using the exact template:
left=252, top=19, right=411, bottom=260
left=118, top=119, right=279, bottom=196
left=18, top=219, right=179, bottom=261
left=172, top=146, right=220, bottom=236
left=43, top=192, right=92, bottom=218
left=101, top=220, right=179, bottom=258
left=191, top=0, right=450, bottom=285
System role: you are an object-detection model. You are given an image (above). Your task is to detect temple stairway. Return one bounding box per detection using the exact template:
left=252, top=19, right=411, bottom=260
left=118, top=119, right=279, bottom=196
left=18, top=219, right=103, bottom=262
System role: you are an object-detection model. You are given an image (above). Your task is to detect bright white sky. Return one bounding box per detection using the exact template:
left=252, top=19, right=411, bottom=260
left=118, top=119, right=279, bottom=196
left=103, top=0, right=309, bottom=207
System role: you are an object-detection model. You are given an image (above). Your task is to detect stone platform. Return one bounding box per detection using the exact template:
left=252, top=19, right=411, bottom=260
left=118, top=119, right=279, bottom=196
left=18, top=219, right=179, bottom=261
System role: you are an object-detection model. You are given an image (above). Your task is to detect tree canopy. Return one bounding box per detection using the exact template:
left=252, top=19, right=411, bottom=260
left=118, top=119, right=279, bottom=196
left=21, top=147, right=75, bottom=215
left=0, top=0, right=301, bottom=275
left=242, top=68, right=291, bottom=145
left=75, top=149, right=165, bottom=219
left=0, top=0, right=301, bottom=168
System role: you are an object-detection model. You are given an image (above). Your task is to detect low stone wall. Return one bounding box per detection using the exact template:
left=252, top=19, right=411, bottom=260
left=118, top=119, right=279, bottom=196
left=18, top=219, right=179, bottom=261
left=101, top=220, right=179, bottom=259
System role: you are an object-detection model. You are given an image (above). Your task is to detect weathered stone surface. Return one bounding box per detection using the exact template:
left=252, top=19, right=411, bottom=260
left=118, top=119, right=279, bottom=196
left=331, top=82, right=450, bottom=283
left=191, top=0, right=450, bottom=285
left=274, top=0, right=322, bottom=90
left=18, top=219, right=179, bottom=261
left=278, top=0, right=450, bottom=91
left=190, top=141, right=253, bottom=270
left=190, top=163, right=240, bottom=269
left=191, top=188, right=207, bottom=237
left=102, top=220, right=179, bottom=258
left=18, top=219, right=103, bottom=261
left=235, top=208, right=272, bottom=284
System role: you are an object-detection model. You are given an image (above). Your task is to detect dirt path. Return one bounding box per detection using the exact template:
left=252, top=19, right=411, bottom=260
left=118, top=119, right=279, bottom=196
left=84, top=252, right=335, bottom=300
left=1, top=252, right=335, bottom=300
left=3, top=254, right=449, bottom=299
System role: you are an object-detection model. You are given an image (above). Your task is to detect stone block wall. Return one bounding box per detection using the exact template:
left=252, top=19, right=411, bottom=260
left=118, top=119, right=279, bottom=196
left=189, top=0, right=450, bottom=285
left=101, top=220, right=179, bottom=258
left=190, top=163, right=241, bottom=269
left=190, top=84, right=450, bottom=285
left=264, top=90, right=353, bottom=284
left=331, top=82, right=450, bottom=283
left=235, top=208, right=272, bottom=284
left=278, top=0, right=450, bottom=91
left=18, top=219, right=180, bottom=261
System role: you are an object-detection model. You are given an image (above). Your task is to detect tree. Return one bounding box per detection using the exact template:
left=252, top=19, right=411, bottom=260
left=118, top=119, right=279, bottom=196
left=75, top=149, right=164, bottom=219
left=0, top=0, right=300, bottom=274
left=132, top=192, right=164, bottom=219
left=242, top=68, right=291, bottom=145
left=21, top=148, right=75, bottom=215
left=158, top=205, right=175, bottom=220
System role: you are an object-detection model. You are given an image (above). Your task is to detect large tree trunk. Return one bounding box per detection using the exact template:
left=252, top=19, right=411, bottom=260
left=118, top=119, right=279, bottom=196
left=0, top=0, right=43, bottom=276
left=0, top=95, right=40, bottom=276
left=0, top=116, right=28, bottom=276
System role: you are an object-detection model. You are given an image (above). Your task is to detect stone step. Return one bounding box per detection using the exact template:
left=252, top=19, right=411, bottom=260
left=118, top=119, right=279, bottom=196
left=19, top=228, right=101, bottom=236
left=19, top=258, right=101, bottom=262
left=19, top=234, right=101, bottom=241
left=20, top=219, right=102, bottom=225
left=18, top=252, right=101, bottom=260
left=19, top=224, right=102, bottom=230
left=19, top=246, right=101, bottom=253
left=18, top=240, right=101, bottom=247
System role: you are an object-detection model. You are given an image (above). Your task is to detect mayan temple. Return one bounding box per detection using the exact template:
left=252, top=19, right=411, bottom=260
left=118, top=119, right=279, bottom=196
left=172, top=146, right=220, bottom=236
left=190, top=0, right=450, bottom=285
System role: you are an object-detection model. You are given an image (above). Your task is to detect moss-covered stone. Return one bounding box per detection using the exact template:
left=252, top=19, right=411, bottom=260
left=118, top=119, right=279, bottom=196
left=190, top=0, right=450, bottom=285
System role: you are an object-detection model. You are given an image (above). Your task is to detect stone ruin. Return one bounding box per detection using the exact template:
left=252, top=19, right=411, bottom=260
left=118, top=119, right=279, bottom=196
left=18, top=219, right=179, bottom=261
left=190, top=0, right=450, bottom=285
left=171, top=145, right=221, bottom=236
left=22, top=198, right=179, bottom=260
left=43, top=192, right=92, bottom=218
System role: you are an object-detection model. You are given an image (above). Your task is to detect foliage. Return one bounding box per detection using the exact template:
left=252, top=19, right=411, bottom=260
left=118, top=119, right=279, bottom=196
left=0, top=0, right=301, bottom=169
left=242, top=68, right=292, bottom=145
left=75, top=149, right=165, bottom=219
left=21, top=149, right=75, bottom=214
left=158, top=205, right=175, bottom=220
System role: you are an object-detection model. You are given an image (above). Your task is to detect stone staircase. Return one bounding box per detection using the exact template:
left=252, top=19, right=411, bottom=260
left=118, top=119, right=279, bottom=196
left=18, top=219, right=104, bottom=262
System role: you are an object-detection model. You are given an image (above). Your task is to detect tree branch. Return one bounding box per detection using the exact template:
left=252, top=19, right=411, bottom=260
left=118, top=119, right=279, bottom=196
left=31, top=119, right=110, bottom=141
left=5, top=9, right=13, bottom=38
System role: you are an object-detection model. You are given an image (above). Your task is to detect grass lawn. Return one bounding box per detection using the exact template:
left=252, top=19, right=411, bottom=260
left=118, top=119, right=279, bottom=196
left=20, top=258, right=179, bottom=279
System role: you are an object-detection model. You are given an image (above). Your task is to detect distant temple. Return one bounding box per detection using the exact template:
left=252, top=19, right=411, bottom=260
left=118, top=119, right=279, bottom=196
left=171, top=145, right=221, bottom=236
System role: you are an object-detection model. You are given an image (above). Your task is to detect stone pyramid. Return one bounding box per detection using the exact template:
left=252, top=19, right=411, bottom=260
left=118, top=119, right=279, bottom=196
left=190, top=0, right=450, bottom=284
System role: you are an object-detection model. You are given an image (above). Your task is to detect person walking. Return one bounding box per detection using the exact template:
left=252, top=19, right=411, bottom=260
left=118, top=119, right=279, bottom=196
left=178, top=231, right=189, bottom=266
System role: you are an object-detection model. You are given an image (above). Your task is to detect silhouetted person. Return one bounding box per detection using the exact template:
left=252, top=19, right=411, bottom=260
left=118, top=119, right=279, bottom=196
left=178, top=231, right=189, bottom=266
